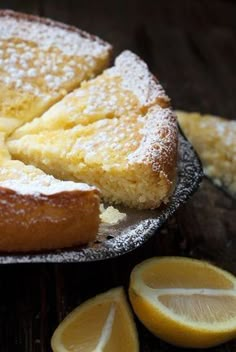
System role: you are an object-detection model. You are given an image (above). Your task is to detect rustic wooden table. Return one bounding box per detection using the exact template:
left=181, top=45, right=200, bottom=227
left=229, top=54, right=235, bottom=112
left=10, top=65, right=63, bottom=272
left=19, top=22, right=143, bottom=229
left=0, top=0, right=235, bottom=351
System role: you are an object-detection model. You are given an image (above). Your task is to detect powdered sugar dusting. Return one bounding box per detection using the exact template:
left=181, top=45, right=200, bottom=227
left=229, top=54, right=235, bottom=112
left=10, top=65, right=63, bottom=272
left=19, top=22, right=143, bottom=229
left=0, top=12, right=110, bottom=98
left=128, top=106, right=178, bottom=174
left=72, top=75, right=139, bottom=118
left=0, top=163, right=94, bottom=196
left=107, top=50, right=170, bottom=106
left=0, top=14, right=110, bottom=56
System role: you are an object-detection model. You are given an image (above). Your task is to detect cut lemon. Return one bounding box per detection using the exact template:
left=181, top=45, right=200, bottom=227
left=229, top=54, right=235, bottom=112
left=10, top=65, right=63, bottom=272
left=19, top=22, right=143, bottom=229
left=129, top=256, right=236, bottom=348
left=51, top=287, right=139, bottom=352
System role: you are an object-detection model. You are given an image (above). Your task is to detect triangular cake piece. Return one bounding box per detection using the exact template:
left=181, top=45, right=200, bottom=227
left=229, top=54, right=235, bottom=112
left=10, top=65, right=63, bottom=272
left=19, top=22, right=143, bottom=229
left=0, top=133, right=100, bottom=252
left=0, top=10, right=111, bottom=135
left=9, top=51, right=178, bottom=209
left=177, top=111, right=236, bottom=198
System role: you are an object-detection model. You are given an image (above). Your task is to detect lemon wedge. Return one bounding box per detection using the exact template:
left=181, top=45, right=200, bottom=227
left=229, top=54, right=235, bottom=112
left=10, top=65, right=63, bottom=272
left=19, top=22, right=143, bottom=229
left=129, top=256, right=236, bottom=348
left=51, top=287, right=139, bottom=352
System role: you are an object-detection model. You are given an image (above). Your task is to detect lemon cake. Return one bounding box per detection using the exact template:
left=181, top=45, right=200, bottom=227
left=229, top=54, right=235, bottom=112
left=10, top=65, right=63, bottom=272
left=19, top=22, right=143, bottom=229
left=0, top=133, right=100, bottom=252
left=0, top=10, right=111, bottom=135
left=177, top=111, right=236, bottom=198
left=9, top=51, right=178, bottom=209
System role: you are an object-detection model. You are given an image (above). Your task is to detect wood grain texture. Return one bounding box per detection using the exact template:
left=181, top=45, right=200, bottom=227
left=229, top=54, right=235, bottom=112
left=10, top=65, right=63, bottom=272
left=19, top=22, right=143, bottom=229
left=0, top=0, right=235, bottom=351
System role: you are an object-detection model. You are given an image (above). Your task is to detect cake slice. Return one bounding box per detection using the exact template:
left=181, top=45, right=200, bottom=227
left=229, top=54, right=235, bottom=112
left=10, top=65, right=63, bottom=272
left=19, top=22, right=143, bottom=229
left=177, top=111, right=236, bottom=198
left=9, top=51, right=178, bottom=209
left=0, top=133, right=100, bottom=252
left=0, top=10, right=111, bottom=135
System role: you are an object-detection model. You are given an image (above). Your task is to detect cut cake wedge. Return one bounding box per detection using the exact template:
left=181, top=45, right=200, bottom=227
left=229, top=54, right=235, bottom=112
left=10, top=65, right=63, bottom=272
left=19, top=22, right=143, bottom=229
left=9, top=51, right=178, bottom=209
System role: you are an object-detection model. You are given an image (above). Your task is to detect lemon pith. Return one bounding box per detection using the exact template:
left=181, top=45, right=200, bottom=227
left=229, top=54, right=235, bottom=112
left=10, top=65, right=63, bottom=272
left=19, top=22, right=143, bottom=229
left=129, top=256, right=236, bottom=348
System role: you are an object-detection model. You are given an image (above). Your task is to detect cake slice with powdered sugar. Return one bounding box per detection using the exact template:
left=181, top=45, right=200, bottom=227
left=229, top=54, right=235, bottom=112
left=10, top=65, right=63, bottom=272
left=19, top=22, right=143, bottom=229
left=9, top=51, right=178, bottom=209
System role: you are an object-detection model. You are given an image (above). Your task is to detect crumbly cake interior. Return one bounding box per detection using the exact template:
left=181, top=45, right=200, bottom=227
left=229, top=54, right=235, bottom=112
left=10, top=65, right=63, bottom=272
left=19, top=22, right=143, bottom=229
left=0, top=13, right=111, bottom=135
left=9, top=51, right=177, bottom=209
left=177, top=111, right=236, bottom=198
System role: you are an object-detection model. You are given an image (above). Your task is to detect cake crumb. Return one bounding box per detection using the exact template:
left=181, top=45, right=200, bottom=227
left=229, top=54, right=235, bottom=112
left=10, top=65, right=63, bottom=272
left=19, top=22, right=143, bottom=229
left=100, top=204, right=126, bottom=225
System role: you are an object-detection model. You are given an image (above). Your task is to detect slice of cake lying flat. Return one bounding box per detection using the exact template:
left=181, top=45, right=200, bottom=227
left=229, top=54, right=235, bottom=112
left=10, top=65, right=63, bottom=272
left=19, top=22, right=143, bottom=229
left=9, top=51, right=178, bottom=209
left=0, top=10, right=111, bottom=135
left=0, top=133, right=100, bottom=252
left=177, top=111, right=236, bottom=198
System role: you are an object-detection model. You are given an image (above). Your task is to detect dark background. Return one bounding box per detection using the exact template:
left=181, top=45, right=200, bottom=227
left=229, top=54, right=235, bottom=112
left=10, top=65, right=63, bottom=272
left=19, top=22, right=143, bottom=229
left=0, top=1, right=236, bottom=351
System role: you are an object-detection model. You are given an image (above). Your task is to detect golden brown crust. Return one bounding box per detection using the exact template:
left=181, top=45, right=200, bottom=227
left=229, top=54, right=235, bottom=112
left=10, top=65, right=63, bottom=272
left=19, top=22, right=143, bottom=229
left=0, top=186, right=100, bottom=252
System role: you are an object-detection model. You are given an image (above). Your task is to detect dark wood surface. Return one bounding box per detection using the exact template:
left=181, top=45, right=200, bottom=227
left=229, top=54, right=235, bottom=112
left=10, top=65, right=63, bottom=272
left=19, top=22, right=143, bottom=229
left=0, top=1, right=236, bottom=351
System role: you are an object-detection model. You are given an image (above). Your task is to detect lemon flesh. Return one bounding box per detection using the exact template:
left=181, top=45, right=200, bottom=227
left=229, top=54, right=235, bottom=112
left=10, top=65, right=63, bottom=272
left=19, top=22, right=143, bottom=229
left=129, top=256, right=236, bottom=348
left=51, top=287, right=139, bottom=352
